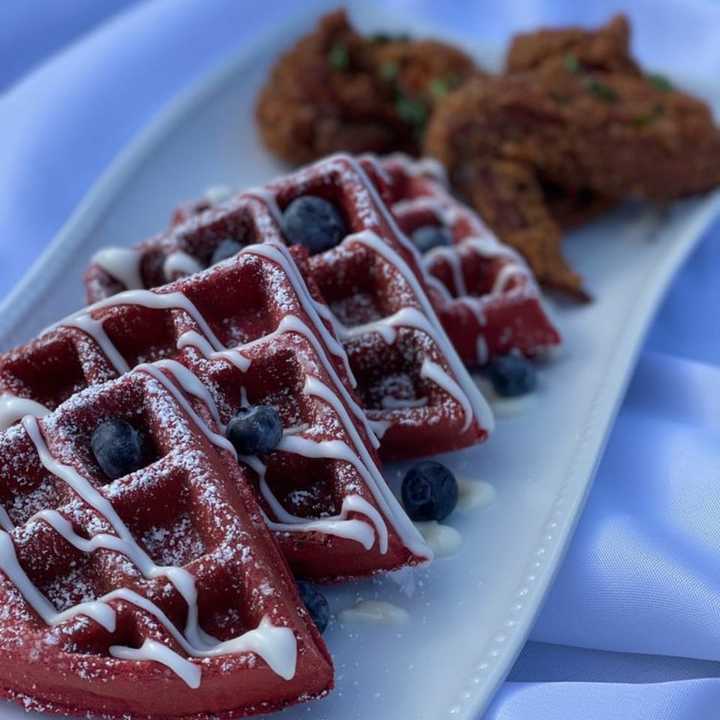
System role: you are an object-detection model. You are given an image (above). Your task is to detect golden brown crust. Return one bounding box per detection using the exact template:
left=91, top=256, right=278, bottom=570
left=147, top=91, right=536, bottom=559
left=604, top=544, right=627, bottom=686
left=424, top=79, right=587, bottom=297
left=544, top=185, right=618, bottom=231
left=426, top=27, right=720, bottom=297
left=506, top=14, right=638, bottom=74
left=255, top=9, right=479, bottom=164
left=258, top=12, right=720, bottom=300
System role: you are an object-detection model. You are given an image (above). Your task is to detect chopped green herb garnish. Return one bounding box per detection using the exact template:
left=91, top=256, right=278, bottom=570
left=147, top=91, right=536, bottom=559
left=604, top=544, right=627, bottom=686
left=396, top=96, right=428, bottom=127
left=430, top=73, right=464, bottom=99
left=328, top=43, right=349, bottom=71
left=648, top=72, right=672, bottom=92
left=632, top=103, right=665, bottom=127
left=380, top=61, right=399, bottom=81
left=585, top=78, right=618, bottom=102
left=564, top=53, right=581, bottom=74
left=430, top=78, right=450, bottom=98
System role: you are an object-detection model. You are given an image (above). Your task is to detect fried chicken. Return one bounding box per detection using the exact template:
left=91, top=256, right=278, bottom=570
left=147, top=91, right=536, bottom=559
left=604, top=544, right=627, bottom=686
left=506, top=14, right=639, bottom=75
left=256, top=12, right=720, bottom=299
left=256, top=9, right=479, bottom=164
left=426, top=16, right=720, bottom=297
left=507, top=14, right=640, bottom=231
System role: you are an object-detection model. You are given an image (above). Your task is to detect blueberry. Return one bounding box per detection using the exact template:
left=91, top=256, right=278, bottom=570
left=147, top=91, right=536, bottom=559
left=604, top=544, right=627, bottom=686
left=487, top=355, right=537, bottom=397
left=226, top=405, right=283, bottom=455
left=401, top=460, right=458, bottom=522
left=297, top=581, right=330, bottom=633
left=91, top=418, right=144, bottom=480
left=281, top=196, right=346, bottom=254
left=411, top=225, right=452, bottom=254
left=211, top=239, right=243, bottom=265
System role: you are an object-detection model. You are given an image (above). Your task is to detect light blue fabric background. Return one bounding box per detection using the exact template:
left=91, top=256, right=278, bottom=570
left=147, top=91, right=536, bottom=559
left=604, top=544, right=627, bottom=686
left=1, top=1, right=719, bottom=717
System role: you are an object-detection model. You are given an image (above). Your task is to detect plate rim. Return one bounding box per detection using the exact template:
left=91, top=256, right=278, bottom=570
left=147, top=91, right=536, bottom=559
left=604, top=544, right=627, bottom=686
left=456, top=189, right=720, bottom=718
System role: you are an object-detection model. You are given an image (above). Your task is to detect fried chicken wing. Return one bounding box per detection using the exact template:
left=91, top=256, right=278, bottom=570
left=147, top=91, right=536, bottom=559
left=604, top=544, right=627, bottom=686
left=506, top=14, right=639, bottom=75
left=256, top=10, right=479, bottom=164
left=426, top=18, right=720, bottom=297
left=507, top=14, right=641, bottom=230
left=424, top=76, right=587, bottom=297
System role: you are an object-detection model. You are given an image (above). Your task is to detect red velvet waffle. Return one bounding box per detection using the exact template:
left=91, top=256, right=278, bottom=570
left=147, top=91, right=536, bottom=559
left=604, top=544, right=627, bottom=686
left=0, top=368, right=333, bottom=718
left=1, top=244, right=431, bottom=581
left=364, top=154, right=562, bottom=365
left=84, top=154, right=493, bottom=459
left=143, top=154, right=560, bottom=367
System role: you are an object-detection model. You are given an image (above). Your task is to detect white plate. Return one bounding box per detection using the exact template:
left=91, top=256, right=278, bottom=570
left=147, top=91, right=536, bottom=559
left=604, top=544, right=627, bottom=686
left=1, top=5, right=719, bottom=720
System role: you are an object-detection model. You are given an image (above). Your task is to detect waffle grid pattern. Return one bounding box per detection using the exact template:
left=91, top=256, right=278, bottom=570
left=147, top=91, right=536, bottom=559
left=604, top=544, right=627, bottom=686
left=83, top=154, right=493, bottom=458
left=0, top=369, right=333, bottom=717
left=1, top=246, right=429, bottom=580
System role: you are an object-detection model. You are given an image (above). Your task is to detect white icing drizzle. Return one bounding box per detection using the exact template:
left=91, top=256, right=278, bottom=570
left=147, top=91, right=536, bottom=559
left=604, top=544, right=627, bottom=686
left=420, top=359, right=474, bottom=432
left=278, top=435, right=389, bottom=553
left=52, top=289, right=226, bottom=354
left=66, top=253, right=423, bottom=556
left=153, top=359, right=222, bottom=428
left=0, top=505, right=13, bottom=532
left=135, top=364, right=235, bottom=457
left=339, top=599, right=409, bottom=625
left=457, top=296, right=486, bottom=329
left=111, top=615, right=296, bottom=688
left=177, top=330, right=251, bottom=372
left=68, top=261, right=427, bottom=555
left=492, top=263, right=529, bottom=293
left=334, top=303, right=466, bottom=351
left=462, top=236, right=523, bottom=263
left=21, top=415, right=215, bottom=649
left=64, top=315, right=130, bottom=375
left=414, top=521, right=462, bottom=558
left=92, top=247, right=143, bottom=291
left=381, top=396, right=427, bottom=410
left=301, top=376, right=429, bottom=558
left=369, top=418, right=390, bottom=439
left=163, top=251, right=204, bottom=281
left=244, top=243, right=357, bottom=387
left=245, top=445, right=388, bottom=553
left=0, top=531, right=117, bottom=632
left=348, top=230, right=494, bottom=435
left=0, top=394, right=49, bottom=431
left=0, top=411, right=297, bottom=689
left=457, top=479, right=496, bottom=511
left=472, top=374, right=538, bottom=418
left=204, top=185, right=233, bottom=205
left=265, top=496, right=376, bottom=551
left=374, top=160, right=549, bottom=382
left=390, top=195, right=444, bottom=219
left=244, top=187, right=283, bottom=225
left=425, top=272, right=454, bottom=303
left=424, top=245, right=467, bottom=297
left=334, top=306, right=476, bottom=421
left=111, top=640, right=201, bottom=689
